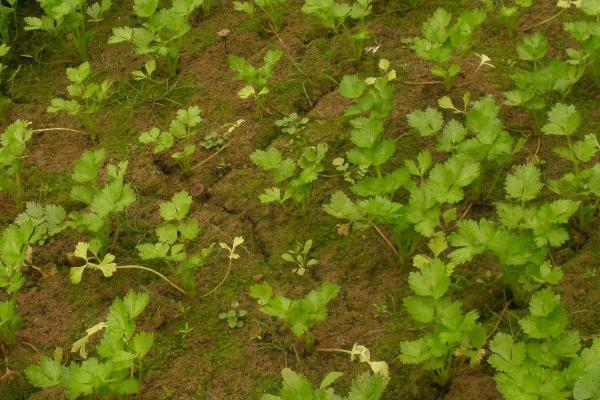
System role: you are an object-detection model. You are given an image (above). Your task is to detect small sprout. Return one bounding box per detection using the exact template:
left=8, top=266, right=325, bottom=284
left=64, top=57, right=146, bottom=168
left=201, top=132, right=225, bottom=149
left=219, top=301, right=248, bottom=328
left=275, top=113, right=309, bottom=144
left=281, top=239, right=318, bottom=276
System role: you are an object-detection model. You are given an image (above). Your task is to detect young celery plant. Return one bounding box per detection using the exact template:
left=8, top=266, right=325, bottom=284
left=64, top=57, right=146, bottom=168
left=301, top=0, right=373, bottom=58
left=449, top=164, right=578, bottom=304
left=69, top=241, right=187, bottom=295
left=68, top=149, right=136, bottom=256
left=138, top=106, right=203, bottom=175
left=250, top=143, right=328, bottom=210
left=406, top=8, right=486, bottom=89
left=228, top=49, right=283, bottom=113
left=250, top=281, right=339, bottom=352
left=408, top=94, right=524, bottom=200
left=25, top=0, right=112, bottom=61
left=399, top=234, right=486, bottom=387
left=136, top=191, right=214, bottom=293
left=47, top=62, right=112, bottom=141
left=541, top=103, right=600, bottom=231
left=264, top=365, right=389, bottom=399
left=108, top=0, right=202, bottom=75
left=233, top=0, right=287, bottom=31
left=26, top=291, right=154, bottom=398
left=505, top=32, right=585, bottom=128
left=0, top=120, right=32, bottom=208
left=564, top=0, right=600, bottom=86
left=489, top=288, right=600, bottom=399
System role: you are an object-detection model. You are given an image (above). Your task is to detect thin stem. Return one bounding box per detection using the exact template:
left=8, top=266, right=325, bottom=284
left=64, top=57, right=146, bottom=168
left=117, top=265, right=187, bottom=295
left=372, top=224, right=399, bottom=255
left=190, top=141, right=231, bottom=171
left=201, top=258, right=232, bottom=298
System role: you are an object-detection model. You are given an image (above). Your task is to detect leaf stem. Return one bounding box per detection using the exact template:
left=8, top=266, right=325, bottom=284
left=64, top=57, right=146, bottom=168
left=117, top=265, right=187, bottom=295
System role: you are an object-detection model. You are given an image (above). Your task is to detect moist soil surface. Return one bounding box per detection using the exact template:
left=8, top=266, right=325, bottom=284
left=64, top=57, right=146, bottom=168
left=1, top=0, right=600, bottom=399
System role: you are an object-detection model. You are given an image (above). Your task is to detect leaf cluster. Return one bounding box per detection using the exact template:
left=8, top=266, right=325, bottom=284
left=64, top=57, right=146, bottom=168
left=138, top=106, right=203, bottom=173
left=251, top=143, right=328, bottom=207
left=408, top=8, right=486, bottom=87
left=108, top=0, right=201, bottom=74
left=228, top=49, right=283, bottom=100
left=250, top=281, right=339, bottom=348
left=489, top=288, right=600, bottom=400
left=399, top=246, right=486, bottom=386
left=26, top=291, right=154, bottom=400
left=68, top=149, right=136, bottom=254
left=136, top=191, right=213, bottom=292
left=263, top=368, right=388, bottom=400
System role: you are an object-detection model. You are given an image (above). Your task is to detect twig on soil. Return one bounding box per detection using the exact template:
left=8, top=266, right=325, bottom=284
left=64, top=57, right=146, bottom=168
left=485, top=299, right=513, bottom=342
left=400, top=79, right=443, bottom=86
left=33, top=127, right=88, bottom=135
left=117, top=265, right=187, bottom=295
left=190, top=141, right=231, bottom=171
left=372, top=224, right=399, bottom=255
left=520, top=9, right=565, bottom=32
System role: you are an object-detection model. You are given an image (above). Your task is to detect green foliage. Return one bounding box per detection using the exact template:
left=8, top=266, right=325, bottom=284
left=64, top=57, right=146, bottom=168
left=25, top=0, right=112, bottom=60
left=138, top=106, right=203, bottom=173
left=481, top=0, right=532, bottom=35
left=564, top=0, right=600, bottom=86
left=409, top=95, right=524, bottom=169
left=15, top=201, right=66, bottom=244
left=324, top=152, right=480, bottom=262
left=338, top=59, right=396, bottom=175
left=263, top=368, right=389, bottom=400
left=0, top=221, right=34, bottom=295
left=136, top=191, right=213, bottom=292
left=233, top=0, right=287, bottom=30
left=48, top=62, right=112, bottom=139
left=399, top=239, right=486, bottom=387
left=301, top=0, right=373, bottom=35
left=406, top=8, right=486, bottom=88
left=489, top=288, right=600, bottom=400
left=449, top=164, right=578, bottom=302
left=228, top=49, right=283, bottom=106
left=251, top=143, right=328, bottom=208
left=0, top=0, right=17, bottom=43
left=0, top=119, right=32, bottom=207
left=250, top=282, right=339, bottom=350
left=108, top=0, right=202, bottom=75
left=26, top=291, right=153, bottom=400
left=505, top=32, right=585, bottom=125
left=541, top=103, right=600, bottom=230
left=281, top=239, right=318, bottom=276
left=0, top=299, right=21, bottom=345
left=68, top=149, right=136, bottom=255
left=218, top=301, right=247, bottom=328
left=275, top=112, right=309, bottom=144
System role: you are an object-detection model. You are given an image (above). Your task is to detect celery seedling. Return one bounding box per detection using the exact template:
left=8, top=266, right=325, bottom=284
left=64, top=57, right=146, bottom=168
left=108, top=0, right=202, bottom=75
left=68, top=149, right=136, bottom=255
left=26, top=291, right=154, bottom=399
left=233, top=0, right=287, bottom=31
left=399, top=235, right=486, bottom=387
left=406, top=8, right=486, bottom=88
left=136, top=191, right=214, bottom=293
left=541, top=103, right=600, bottom=230
left=228, top=49, right=283, bottom=111
left=264, top=367, right=389, bottom=400
left=251, top=143, right=328, bottom=209
left=0, top=120, right=32, bottom=207
left=138, top=106, right=203, bottom=174
left=25, top=0, right=112, bottom=61
left=47, top=62, right=112, bottom=140
left=250, top=281, right=339, bottom=351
